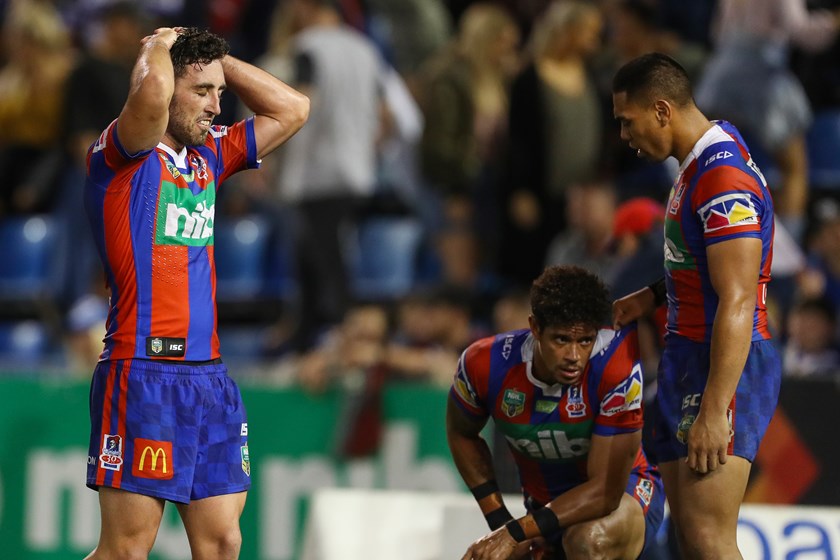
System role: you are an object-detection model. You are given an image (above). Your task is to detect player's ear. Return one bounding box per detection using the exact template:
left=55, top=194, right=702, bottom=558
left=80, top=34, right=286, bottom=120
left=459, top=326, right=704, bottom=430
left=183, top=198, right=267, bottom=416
left=654, top=99, right=671, bottom=125
left=528, top=315, right=540, bottom=337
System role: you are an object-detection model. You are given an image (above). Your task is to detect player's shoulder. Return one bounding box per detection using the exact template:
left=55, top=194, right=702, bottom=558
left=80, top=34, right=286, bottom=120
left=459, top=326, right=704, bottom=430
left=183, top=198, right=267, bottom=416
left=588, top=324, right=638, bottom=371
left=696, top=123, right=748, bottom=174
left=463, top=329, right=530, bottom=367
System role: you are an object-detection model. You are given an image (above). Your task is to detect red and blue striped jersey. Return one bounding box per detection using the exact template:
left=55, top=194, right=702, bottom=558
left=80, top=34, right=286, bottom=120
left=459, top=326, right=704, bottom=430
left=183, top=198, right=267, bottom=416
left=84, top=118, right=260, bottom=362
left=449, top=325, right=651, bottom=504
left=663, top=121, right=774, bottom=342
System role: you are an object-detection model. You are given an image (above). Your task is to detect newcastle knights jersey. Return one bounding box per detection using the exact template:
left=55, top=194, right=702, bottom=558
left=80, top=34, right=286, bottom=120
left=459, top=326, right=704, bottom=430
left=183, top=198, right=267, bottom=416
left=663, top=120, right=774, bottom=343
left=449, top=325, right=653, bottom=505
left=84, top=118, right=260, bottom=362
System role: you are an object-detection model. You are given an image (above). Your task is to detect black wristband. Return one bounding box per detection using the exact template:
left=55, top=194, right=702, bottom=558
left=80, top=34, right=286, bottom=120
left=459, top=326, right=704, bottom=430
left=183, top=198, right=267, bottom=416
left=505, top=519, right=527, bottom=543
left=470, top=480, right=500, bottom=501
left=648, top=277, right=667, bottom=307
left=485, top=506, right=514, bottom=531
left=532, top=507, right=563, bottom=539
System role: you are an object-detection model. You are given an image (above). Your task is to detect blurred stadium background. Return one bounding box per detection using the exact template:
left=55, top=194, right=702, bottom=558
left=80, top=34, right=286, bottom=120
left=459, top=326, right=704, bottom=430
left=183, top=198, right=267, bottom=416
left=3, top=0, right=840, bottom=558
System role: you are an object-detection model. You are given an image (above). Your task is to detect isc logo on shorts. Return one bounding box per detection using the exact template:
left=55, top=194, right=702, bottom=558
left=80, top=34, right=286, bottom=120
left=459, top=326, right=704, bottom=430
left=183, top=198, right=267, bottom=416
left=132, top=438, right=174, bottom=480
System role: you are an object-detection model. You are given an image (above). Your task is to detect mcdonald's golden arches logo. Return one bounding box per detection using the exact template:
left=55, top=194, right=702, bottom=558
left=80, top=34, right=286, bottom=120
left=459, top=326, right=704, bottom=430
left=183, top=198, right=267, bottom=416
left=132, top=438, right=174, bottom=480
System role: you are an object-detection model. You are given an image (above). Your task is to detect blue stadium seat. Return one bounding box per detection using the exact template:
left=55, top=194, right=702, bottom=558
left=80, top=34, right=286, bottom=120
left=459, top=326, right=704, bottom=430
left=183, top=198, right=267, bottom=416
left=807, top=110, right=840, bottom=190
left=349, top=216, right=424, bottom=300
left=0, top=215, right=58, bottom=301
left=213, top=215, right=271, bottom=301
left=0, top=320, right=65, bottom=370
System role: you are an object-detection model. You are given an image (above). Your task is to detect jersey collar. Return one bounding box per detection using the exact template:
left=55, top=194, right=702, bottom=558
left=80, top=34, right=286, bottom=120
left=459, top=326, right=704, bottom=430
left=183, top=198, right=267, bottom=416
left=157, top=142, right=189, bottom=168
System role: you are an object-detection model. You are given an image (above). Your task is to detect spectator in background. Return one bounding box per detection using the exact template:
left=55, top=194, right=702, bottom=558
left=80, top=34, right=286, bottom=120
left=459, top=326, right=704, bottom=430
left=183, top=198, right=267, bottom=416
left=595, top=0, right=706, bottom=200
left=57, top=2, right=152, bottom=306
left=798, top=196, right=840, bottom=310
left=695, top=0, right=840, bottom=243
left=609, top=196, right=667, bottom=299
left=782, top=296, right=840, bottom=377
left=387, top=285, right=485, bottom=386
left=0, top=0, right=74, bottom=216
left=543, top=180, right=618, bottom=280
left=498, top=0, right=605, bottom=288
left=416, top=2, right=520, bottom=228
left=365, top=0, right=452, bottom=79
left=271, top=0, right=390, bottom=352
left=295, top=302, right=392, bottom=457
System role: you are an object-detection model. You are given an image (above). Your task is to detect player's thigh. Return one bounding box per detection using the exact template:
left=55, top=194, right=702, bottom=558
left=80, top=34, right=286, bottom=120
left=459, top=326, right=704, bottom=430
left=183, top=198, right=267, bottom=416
left=660, top=456, right=750, bottom=542
left=96, top=487, right=165, bottom=551
left=562, top=493, right=646, bottom=560
left=176, top=491, right=247, bottom=543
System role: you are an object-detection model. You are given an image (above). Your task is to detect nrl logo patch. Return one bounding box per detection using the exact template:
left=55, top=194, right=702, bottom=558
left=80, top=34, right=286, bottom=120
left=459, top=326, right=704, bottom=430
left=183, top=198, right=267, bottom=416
left=150, top=338, right=163, bottom=354
left=676, top=414, right=696, bottom=444
left=502, top=389, right=526, bottom=418
left=241, top=444, right=251, bottom=476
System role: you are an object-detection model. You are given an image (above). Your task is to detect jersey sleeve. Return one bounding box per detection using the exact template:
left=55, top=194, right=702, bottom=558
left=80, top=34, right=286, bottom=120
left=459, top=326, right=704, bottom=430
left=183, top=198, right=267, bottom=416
left=593, top=326, right=644, bottom=436
left=449, top=338, right=493, bottom=419
left=211, top=117, right=261, bottom=184
left=691, top=165, right=766, bottom=246
left=87, top=119, right=153, bottom=186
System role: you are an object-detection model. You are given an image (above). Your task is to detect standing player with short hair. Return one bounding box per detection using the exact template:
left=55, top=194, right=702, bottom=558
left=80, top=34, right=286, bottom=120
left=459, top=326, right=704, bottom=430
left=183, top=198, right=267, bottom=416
left=448, top=265, right=664, bottom=560
left=83, top=27, right=309, bottom=559
left=612, top=52, right=781, bottom=559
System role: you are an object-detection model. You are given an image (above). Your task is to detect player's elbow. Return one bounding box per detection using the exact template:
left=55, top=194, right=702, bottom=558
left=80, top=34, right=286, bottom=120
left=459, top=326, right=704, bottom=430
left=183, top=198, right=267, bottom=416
left=288, top=91, right=311, bottom=131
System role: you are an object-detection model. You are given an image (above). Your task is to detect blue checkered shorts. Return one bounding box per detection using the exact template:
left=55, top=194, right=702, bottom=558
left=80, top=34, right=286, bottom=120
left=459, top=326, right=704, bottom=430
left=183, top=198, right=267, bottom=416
left=86, top=359, right=251, bottom=503
left=652, top=336, right=781, bottom=463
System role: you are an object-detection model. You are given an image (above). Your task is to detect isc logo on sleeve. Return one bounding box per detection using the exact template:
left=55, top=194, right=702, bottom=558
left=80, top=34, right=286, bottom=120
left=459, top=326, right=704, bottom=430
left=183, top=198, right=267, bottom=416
left=132, top=438, right=174, bottom=480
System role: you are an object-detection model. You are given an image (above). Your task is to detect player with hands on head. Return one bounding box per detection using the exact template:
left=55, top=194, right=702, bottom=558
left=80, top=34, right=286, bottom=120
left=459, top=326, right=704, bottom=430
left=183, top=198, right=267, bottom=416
left=83, top=26, right=309, bottom=559
left=611, top=52, right=781, bottom=559
left=448, top=265, right=664, bottom=560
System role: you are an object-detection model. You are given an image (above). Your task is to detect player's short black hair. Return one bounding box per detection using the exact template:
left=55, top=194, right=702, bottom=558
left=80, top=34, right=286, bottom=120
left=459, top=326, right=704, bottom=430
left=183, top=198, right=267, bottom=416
left=170, top=27, right=230, bottom=78
left=530, top=265, right=611, bottom=331
left=612, top=52, right=693, bottom=107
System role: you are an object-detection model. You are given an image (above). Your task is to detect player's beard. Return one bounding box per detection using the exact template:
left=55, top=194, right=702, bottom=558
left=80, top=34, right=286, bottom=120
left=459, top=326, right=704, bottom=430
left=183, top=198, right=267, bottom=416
left=168, top=106, right=210, bottom=147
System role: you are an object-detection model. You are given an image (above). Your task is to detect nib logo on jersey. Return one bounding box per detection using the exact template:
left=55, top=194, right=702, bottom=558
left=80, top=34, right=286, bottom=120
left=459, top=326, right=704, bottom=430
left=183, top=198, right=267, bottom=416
left=155, top=181, right=216, bottom=246
left=699, top=193, right=758, bottom=233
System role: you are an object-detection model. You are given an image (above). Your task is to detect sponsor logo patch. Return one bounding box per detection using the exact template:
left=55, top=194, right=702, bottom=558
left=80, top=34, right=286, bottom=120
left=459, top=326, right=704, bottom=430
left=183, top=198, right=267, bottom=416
left=676, top=414, right=695, bottom=445
left=565, top=385, right=587, bottom=418
left=669, top=182, right=687, bottom=215
left=699, top=193, right=758, bottom=233
left=453, top=356, right=480, bottom=408
left=502, top=389, right=526, bottom=418
left=241, top=444, right=250, bottom=476
left=132, top=438, right=174, bottom=480
left=635, top=478, right=654, bottom=506
left=500, top=334, right=515, bottom=360
left=535, top=399, right=558, bottom=414
left=155, top=181, right=216, bottom=246
left=600, top=363, right=643, bottom=417
left=99, top=434, right=123, bottom=471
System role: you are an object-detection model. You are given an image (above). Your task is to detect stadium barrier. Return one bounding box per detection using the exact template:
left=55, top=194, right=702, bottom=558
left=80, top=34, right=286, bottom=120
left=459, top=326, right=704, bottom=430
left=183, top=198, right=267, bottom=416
left=0, top=375, right=838, bottom=559
left=300, top=488, right=840, bottom=560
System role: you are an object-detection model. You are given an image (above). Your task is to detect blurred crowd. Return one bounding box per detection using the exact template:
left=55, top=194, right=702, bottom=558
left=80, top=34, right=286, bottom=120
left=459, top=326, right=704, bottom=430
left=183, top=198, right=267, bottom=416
left=3, top=0, right=840, bottom=401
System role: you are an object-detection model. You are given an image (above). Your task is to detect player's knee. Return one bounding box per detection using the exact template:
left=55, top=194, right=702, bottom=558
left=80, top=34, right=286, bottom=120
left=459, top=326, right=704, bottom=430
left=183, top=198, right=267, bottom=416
left=676, top=522, right=736, bottom=559
left=562, top=522, right=613, bottom=560
left=207, top=527, right=242, bottom=560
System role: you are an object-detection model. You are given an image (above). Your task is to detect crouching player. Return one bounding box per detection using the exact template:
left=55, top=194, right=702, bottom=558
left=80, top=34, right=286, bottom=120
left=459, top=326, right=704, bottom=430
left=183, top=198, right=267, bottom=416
left=447, top=266, right=664, bottom=560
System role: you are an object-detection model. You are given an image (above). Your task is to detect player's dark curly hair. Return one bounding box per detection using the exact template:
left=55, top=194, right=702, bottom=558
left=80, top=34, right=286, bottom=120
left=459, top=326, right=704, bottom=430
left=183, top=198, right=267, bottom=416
left=170, top=28, right=230, bottom=78
left=530, top=265, right=611, bottom=331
